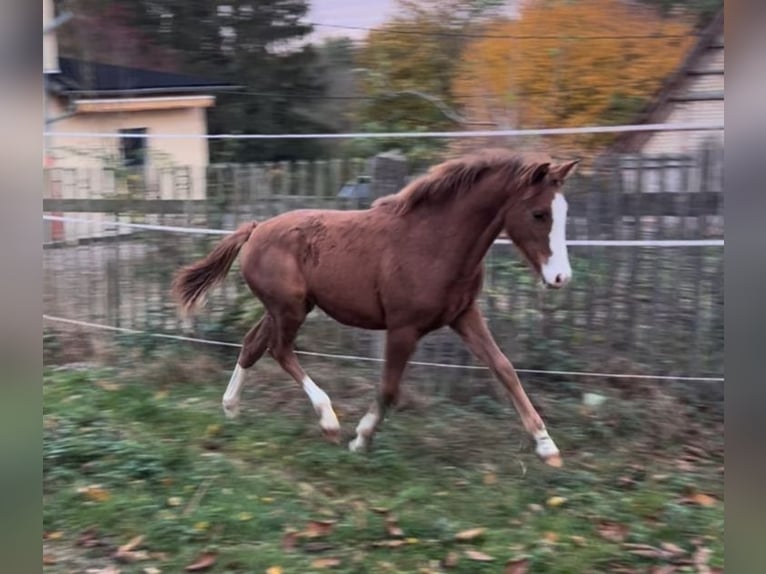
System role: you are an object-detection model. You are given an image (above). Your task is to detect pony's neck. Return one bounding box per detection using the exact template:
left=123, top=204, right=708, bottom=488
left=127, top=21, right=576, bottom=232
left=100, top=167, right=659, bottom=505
left=432, top=180, right=513, bottom=277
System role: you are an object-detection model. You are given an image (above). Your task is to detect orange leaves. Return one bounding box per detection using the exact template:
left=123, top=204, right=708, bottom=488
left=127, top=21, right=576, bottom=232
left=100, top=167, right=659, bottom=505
left=451, top=0, right=695, bottom=154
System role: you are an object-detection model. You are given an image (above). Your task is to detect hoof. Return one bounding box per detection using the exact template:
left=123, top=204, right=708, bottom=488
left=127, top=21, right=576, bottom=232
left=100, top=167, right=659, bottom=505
left=322, top=425, right=341, bottom=444
left=222, top=402, right=240, bottom=419
left=348, top=436, right=368, bottom=453
left=543, top=453, right=563, bottom=468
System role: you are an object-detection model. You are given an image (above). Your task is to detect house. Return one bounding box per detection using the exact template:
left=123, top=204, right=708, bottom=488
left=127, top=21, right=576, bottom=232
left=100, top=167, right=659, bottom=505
left=610, top=9, right=724, bottom=193
left=43, top=0, right=237, bottom=242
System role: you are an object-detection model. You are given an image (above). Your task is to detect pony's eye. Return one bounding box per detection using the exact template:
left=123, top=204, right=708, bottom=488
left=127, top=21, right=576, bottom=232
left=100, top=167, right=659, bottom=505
left=533, top=211, right=547, bottom=221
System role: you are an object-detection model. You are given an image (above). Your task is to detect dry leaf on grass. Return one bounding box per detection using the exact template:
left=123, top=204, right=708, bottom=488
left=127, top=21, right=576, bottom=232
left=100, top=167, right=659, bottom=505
left=143, top=568, right=162, bottom=574
left=483, top=472, right=497, bottom=485
left=266, top=567, right=283, bottom=574
left=650, top=566, right=677, bottom=574
left=384, top=515, right=404, bottom=538
left=443, top=551, right=459, bottom=568
left=681, top=493, right=717, bottom=507
left=77, top=484, right=111, bottom=503
left=184, top=552, right=217, bottom=572
left=311, top=557, right=342, bottom=569
left=76, top=528, right=103, bottom=548
left=454, top=528, right=486, bottom=542
left=113, top=535, right=150, bottom=563
left=659, top=542, right=685, bottom=557
left=43, top=554, right=57, bottom=565
left=302, top=519, right=337, bottom=538
left=546, top=496, right=567, bottom=508
left=542, top=532, right=559, bottom=544
left=282, top=529, right=298, bottom=551
left=505, top=557, right=530, bottom=574
left=95, top=380, right=121, bottom=391
left=598, top=521, right=629, bottom=543
left=464, top=550, right=494, bottom=562
left=86, top=568, right=121, bottom=574
left=44, top=531, right=63, bottom=540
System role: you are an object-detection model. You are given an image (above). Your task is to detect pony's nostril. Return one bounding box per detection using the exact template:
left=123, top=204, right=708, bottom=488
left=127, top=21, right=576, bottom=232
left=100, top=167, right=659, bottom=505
left=555, top=274, right=563, bottom=285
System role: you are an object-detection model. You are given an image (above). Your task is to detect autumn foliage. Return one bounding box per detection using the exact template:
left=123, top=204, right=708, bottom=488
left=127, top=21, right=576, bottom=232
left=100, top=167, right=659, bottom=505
left=451, top=0, right=695, bottom=153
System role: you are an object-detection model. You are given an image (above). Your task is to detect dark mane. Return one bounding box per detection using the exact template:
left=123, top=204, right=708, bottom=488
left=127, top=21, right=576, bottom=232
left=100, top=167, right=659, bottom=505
left=372, top=149, right=550, bottom=215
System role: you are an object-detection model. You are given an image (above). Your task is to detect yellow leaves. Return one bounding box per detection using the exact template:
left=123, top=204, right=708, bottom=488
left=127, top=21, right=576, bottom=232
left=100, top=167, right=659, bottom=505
left=452, top=0, right=695, bottom=154
left=166, top=496, right=183, bottom=507
left=266, top=567, right=283, bottom=574
left=546, top=495, right=567, bottom=508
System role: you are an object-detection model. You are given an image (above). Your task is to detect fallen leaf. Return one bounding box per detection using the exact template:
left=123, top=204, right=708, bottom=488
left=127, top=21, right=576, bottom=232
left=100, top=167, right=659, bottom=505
left=85, top=568, right=120, bottom=574
left=43, top=554, right=57, bottom=565
left=598, top=521, right=629, bottom=543
left=570, top=535, right=587, bottom=546
left=143, top=569, right=161, bottom=574
left=505, top=557, right=530, bottom=574
left=96, top=380, right=121, bottom=391
left=483, top=472, right=497, bottom=485
left=623, top=543, right=667, bottom=559
left=546, top=496, right=567, bottom=508
left=44, top=531, right=63, bottom=540
left=693, top=546, right=712, bottom=572
left=302, top=519, right=336, bottom=538
left=311, top=557, right=342, bottom=568
left=184, top=552, right=217, bottom=572
left=77, top=484, right=111, bottom=503
left=76, top=528, right=102, bottom=548
left=527, top=504, right=543, bottom=513
left=384, top=515, right=404, bottom=538
left=542, top=531, right=559, bottom=544
left=683, top=493, right=717, bottom=507
left=266, top=567, right=283, bottom=574
left=443, top=551, right=459, bottom=568
left=118, top=535, right=144, bottom=553
left=660, top=542, right=685, bottom=557
left=282, top=529, right=298, bottom=551
left=464, top=550, right=494, bottom=562
left=650, top=566, right=677, bottom=574
left=371, top=506, right=390, bottom=514
left=167, top=496, right=183, bottom=507
left=455, top=527, right=486, bottom=542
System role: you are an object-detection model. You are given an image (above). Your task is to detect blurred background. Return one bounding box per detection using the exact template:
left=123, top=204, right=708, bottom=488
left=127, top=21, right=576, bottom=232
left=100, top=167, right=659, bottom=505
left=42, top=1, right=724, bottom=572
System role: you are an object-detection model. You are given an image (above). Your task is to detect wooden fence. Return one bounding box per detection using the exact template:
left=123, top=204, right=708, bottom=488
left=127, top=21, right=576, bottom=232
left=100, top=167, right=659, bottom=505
left=43, top=147, right=724, bottom=397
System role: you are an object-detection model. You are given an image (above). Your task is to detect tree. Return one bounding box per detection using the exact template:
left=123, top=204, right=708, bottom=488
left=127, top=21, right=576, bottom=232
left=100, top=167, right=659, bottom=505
left=352, top=0, right=505, bottom=160
left=58, top=0, right=335, bottom=162
left=451, top=0, right=696, bottom=155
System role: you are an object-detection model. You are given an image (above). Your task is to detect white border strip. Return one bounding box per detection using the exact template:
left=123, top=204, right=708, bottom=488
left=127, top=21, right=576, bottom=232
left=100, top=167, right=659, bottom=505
left=42, top=215, right=724, bottom=247
left=42, top=315, right=724, bottom=382
left=43, top=121, right=724, bottom=140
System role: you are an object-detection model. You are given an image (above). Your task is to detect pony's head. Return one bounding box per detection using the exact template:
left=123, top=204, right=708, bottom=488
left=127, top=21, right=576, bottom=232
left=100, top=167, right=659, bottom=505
left=504, top=158, right=579, bottom=289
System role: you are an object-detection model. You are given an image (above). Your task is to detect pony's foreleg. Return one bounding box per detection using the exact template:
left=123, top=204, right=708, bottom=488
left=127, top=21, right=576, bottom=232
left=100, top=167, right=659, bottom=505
left=350, top=328, right=419, bottom=452
left=222, top=315, right=271, bottom=418
left=451, top=304, right=562, bottom=467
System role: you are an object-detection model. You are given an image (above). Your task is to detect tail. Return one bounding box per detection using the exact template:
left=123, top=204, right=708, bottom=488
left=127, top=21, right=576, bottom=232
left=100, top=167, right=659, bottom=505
left=171, top=221, right=256, bottom=315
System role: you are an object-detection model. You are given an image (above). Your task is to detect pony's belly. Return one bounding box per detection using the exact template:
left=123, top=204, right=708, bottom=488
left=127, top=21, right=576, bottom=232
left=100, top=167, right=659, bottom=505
left=314, top=299, right=386, bottom=331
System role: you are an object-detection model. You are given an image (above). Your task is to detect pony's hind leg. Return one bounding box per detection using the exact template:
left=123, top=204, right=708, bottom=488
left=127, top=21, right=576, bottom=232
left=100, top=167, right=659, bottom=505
left=350, top=327, right=419, bottom=452
left=222, top=315, right=272, bottom=418
left=269, top=307, right=341, bottom=442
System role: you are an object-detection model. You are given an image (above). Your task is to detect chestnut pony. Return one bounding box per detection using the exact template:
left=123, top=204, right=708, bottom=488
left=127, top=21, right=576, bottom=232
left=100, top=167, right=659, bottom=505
left=172, top=149, right=578, bottom=466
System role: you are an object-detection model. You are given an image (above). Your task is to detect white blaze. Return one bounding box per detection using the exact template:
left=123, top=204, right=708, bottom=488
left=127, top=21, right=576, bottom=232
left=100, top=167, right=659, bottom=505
left=540, top=193, right=572, bottom=286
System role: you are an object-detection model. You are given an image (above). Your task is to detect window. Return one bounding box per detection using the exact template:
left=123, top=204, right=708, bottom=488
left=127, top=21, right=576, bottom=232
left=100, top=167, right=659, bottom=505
left=119, top=128, right=147, bottom=167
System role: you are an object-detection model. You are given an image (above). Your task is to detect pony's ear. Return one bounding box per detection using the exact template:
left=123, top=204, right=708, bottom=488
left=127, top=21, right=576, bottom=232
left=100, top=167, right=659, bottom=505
left=529, top=162, right=551, bottom=186
left=551, top=159, right=579, bottom=182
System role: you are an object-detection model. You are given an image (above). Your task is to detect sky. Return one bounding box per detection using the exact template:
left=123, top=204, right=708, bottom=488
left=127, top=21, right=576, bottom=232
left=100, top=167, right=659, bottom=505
left=307, top=0, right=399, bottom=41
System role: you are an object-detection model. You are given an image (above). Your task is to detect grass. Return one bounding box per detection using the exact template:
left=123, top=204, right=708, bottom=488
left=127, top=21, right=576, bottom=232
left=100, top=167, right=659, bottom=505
left=42, top=352, right=724, bottom=573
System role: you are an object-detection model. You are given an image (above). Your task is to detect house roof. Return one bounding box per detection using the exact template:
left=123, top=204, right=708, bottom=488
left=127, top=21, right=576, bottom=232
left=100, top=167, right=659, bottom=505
left=47, top=57, right=239, bottom=97
left=612, top=9, right=724, bottom=153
